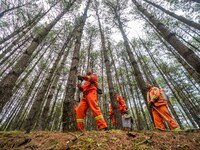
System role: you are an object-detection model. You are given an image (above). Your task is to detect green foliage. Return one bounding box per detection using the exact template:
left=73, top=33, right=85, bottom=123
left=83, top=137, right=95, bottom=143
left=46, top=30, right=57, bottom=41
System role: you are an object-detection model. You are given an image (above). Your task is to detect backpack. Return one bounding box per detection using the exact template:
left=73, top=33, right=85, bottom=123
left=91, top=81, right=103, bottom=95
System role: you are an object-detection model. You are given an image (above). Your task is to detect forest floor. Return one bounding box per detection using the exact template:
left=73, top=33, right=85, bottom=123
left=0, top=129, right=199, bottom=150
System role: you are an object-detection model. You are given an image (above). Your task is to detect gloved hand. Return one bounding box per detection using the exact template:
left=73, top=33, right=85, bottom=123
left=77, top=75, right=84, bottom=81
left=149, top=101, right=155, bottom=108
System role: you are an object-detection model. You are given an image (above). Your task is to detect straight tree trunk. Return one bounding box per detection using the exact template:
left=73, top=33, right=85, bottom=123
left=47, top=82, right=62, bottom=130
left=113, top=11, right=155, bottom=124
left=141, top=39, right=198, bottom=128
left=108, top=42, right=124, bottom=97
left=94, top=0, right=122, bottom=128
left=0, top=2, right=31, bottom=18
left=0, top=35, right=32, bottom=67
left=40, top=38, right=73, bottom=130
left=138, top=8, right=200, bottom=84
left=86, top=30, right=94, bottom=69
left=13, top=32, right=61, bottom=93
left=0, top=31, right=31, bottom=60
left=63, top=0, right=91, bottom=132
left=132, top=0, right=200, bottom=74
left=154, top=29, right=200, bottom=83
left=0, top=38, right=55, bottom=130
left=0, top=2, right=56, bottom=45
left=115, top=14, right=148, bottom=103
left=178, top=25, right=200, bottom=43
left=14, top=52, right=53, bottom=130
left=123, top=47, right=153, bottom=129
left=0, top=1, right=75, bottom=112
left=187, top=0, right=200, bottom=3
left=17, top=54, right=54, bottom=131
left=176, top=34, right=198, bottom=50
left=143, top=0, right=200, bottom=31
left=135, top=84, right=151, bottom=129
left=100, top=49, right=109, bottom=124
left=24, top=27, right=74, bottom=132
left=122, top=55, right=143, bottom=130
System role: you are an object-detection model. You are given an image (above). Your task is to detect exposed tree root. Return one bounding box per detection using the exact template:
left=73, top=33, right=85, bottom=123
left=18, top=138, right=32, bottom=147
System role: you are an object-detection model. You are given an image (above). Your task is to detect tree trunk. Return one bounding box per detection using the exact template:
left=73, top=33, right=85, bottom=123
left=63, top=0, right=91, bottom=132
left=139, top=8, right=200, bottom=83
left=113, top=12, right=155, bottom=124
left=187, top=0, right=200, bottom=4
left=24, top=51, right=64, bottom=131
left=151, top=28, right=200, bottom=83
left=0, top=38, right=54, bottom=130
left=141, top=39, right=199, bottom=128
left=0, top=2, right=56, bottom=45
left=132, top=0, right=200, bottom=74
left=0, top=1, right=75, bottom=113
left=100, top=48, right=109, bottom=124
left=143, top=0, right=200, bottom=31
left=0, top=35, right=32, bottom=67
left=94, top=0, right=122, bottom=128
left=108, top=42, right=124, bottom=97
left=0, top=2, right=31, bottom=18
left=40, top=40, right=72, bottom=130
left=122, top=55, right=143, bottom=130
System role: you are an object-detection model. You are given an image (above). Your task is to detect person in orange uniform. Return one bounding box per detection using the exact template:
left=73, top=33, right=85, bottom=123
left=109, top=94, right=127, bottom=126
left=76, top=69, right=107, bottom=131
left=146, top=84, right=180, bottom=131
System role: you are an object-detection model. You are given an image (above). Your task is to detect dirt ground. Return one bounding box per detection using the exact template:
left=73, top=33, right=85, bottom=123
left=0, top=129, right=199, bottom=150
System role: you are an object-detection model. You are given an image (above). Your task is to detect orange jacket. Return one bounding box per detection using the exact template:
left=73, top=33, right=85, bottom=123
left=78, top=74, right=98, bottom=94
left=109, top=95, right=127, bottom=115
left=116, top=95, right=127, bottom=111
left=147, top=87, right=168, bottom=107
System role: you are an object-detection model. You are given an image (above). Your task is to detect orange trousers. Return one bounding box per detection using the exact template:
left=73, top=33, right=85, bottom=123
left=152, top=105, right=179, bottom=130
left=76, top=90, right=107, bottom=130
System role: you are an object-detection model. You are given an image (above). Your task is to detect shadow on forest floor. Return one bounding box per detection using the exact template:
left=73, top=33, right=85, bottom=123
left=0, top=129, right=200, bottom=150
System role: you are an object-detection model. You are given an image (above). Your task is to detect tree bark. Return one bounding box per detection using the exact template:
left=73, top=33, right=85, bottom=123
left=94, top=0, right=122, bottom=128
left=63, top=0, right=91, bottom=132
left=0, top=1, right=75, bottom=113
left=132, top=0, right=200, bottom=75
left=141, top=38, right=199, bottom=128
left=143, top=0, right=200, bottom=31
